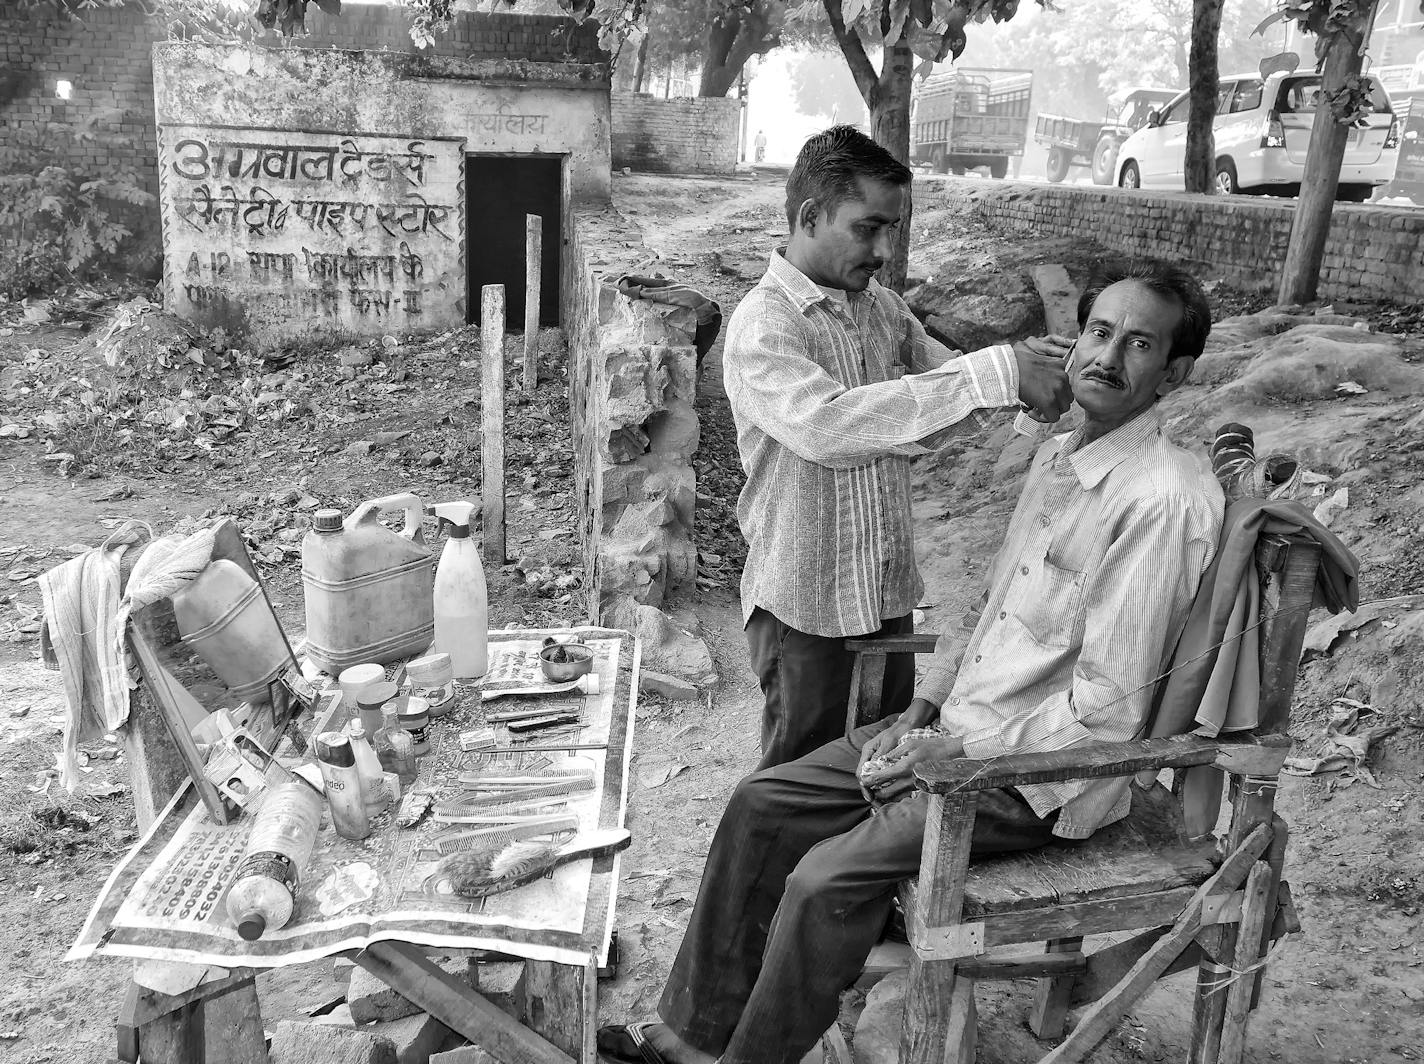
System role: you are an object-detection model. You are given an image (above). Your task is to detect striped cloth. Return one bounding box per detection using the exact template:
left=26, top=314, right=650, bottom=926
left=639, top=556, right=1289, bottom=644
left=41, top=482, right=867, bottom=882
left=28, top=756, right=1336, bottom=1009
left=916, top=409, right=1225, bottom=838
left=724, top=251, right=1018, bottom=639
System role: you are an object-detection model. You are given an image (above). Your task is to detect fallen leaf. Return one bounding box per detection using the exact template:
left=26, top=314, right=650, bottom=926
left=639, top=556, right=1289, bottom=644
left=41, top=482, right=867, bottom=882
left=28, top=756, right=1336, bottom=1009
left=1335, top=381, right=1367, bottom=396
left=640, top=762, right=689, bottom=789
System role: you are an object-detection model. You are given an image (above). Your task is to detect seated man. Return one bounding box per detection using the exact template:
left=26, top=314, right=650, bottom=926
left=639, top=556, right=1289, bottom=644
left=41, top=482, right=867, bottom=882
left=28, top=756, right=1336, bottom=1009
left=599, top=264, right=1226, bottom=1064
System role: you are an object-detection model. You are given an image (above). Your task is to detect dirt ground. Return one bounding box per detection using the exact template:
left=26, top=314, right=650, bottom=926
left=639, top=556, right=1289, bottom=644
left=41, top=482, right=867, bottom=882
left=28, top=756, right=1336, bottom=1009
left=2, top=172, right=1422, bottom=1064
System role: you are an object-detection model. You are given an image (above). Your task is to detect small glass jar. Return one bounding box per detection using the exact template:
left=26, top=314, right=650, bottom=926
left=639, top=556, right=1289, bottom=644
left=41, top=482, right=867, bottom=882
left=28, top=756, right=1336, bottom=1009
left=397, top=695, right=431, bottom=755
left=374, top=706, right=417, bottom=788
left=406, top=653, right=455, bottom=717
left=355, top=680, right=399, bottom=739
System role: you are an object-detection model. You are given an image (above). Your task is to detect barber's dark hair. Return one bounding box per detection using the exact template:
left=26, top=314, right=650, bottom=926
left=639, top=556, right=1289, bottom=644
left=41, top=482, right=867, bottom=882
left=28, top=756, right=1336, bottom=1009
left=1076, top=263, right=1212, bottom=362
left=786, top=125, right=912, bottom=230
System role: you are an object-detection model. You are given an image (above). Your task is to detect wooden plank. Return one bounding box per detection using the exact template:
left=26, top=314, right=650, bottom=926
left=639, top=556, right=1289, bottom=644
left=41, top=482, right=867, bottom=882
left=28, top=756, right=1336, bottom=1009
left=917, top=887, right=1198, bottom=961
left=1250, top=816, right=1291, bottom=1009
left=1038, top=825, right=1271, bottom=1064
left=1069, top=928, right=1202, bottom=1008
left=137, top=997, right=203, bottom=1064
left=853, top=652, right=886, bottom=732
left=482, top=284, right=507, bottom=566
left=844, top=635, right=940, bottom=654
left=1218, top=862, right=1273, bottom=1064
left=519, top=959, right=596, bottom=1064
left=1028, top=936, right=1083, bottom=1040
left=523, top=214, right=542, bottom=392
left=355, top=940, right=571, bottom=1064
left=900, top=793, right=977, bottom=1064
left=960, top=949, right=1086, bottom=981
left=944, top=975, right=977, bottom=1064
left=128, top=966, right=250, bottom=1026
left=914, top=735, right=1291, bottom=794
left=203, top=981, right=268, bottom=1064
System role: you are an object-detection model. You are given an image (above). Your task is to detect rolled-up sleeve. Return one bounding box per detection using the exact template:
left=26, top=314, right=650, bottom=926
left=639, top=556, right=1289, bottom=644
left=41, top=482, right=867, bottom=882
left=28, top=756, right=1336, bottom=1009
left=724, top=305, right=1017, bottom=470
left=960, top=495, right=1218, bottom=760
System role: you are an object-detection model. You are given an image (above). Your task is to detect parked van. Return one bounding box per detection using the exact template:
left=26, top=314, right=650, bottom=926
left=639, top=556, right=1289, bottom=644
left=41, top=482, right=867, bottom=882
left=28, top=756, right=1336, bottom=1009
left=1114, top=71, right=1403, bottom=200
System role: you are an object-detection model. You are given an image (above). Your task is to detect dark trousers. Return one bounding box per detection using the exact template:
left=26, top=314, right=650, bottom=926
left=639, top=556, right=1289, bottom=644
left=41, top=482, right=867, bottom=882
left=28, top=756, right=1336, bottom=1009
left=657, top=719, right=1057, bottom=1064
left=746, top=607, right=916, bottom=771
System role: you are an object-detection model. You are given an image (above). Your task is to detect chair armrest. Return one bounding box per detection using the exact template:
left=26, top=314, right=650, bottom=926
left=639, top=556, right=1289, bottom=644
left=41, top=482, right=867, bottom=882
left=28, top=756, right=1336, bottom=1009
left=844, top=634, right=941, bottom=655
left=912, top=733, right=1292, bottom=793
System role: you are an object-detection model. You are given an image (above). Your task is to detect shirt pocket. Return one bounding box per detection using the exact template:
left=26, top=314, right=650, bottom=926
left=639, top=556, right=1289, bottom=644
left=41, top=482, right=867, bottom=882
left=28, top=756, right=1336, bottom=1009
left=1014, top=554, right=1087, bottom=649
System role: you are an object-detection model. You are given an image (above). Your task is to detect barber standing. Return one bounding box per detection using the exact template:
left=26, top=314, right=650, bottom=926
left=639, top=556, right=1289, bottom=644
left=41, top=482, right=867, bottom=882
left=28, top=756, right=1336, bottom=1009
left=726, top=126, right=1072, bottom=770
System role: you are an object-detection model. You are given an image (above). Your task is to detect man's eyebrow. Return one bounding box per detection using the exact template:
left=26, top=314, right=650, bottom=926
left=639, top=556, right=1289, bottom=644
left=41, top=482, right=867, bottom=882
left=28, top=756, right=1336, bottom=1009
left=1085, top=317, right=1160, bottom=339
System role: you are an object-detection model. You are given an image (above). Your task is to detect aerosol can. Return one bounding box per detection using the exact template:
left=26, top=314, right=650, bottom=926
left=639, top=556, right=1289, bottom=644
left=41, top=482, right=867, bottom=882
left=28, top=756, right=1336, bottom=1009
left=431, top=501, right=489, bottom=680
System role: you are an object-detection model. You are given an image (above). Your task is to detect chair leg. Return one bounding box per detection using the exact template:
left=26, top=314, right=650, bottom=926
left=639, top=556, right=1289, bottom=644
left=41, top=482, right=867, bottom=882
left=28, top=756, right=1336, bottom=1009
left=900, top=958, right=976, bottom=1064
left=1028, top=936, right=1083, bottom=1040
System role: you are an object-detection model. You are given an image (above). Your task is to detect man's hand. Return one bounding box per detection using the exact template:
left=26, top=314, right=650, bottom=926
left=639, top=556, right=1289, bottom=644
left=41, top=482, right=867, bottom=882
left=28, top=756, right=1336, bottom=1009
left=860, top=733, right=966, bottom=803
left=1012, top=334, right=1074, bottom=424
left=857, top=699, right=940, bottom=801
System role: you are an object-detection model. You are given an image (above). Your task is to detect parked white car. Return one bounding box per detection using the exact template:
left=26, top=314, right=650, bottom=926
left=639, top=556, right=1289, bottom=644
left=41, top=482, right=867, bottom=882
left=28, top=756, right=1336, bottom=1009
left=1114, top=71, right=1403, bottom=200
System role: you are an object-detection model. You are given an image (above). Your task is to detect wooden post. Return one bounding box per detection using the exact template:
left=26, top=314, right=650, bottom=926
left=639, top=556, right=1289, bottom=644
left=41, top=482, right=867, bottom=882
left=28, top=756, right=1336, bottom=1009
left=523, top=214, right=542, bottom=392
left=482, top=283, right=506, bottom=565
left=1277, top=1, right=1378, bottom=304
left=518, top=959, right=597, bottom=1064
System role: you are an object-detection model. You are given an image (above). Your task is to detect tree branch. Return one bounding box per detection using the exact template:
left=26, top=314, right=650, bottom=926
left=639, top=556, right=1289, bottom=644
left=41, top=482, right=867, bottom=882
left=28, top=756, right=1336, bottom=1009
left=822, top=0, right=879, bottom=100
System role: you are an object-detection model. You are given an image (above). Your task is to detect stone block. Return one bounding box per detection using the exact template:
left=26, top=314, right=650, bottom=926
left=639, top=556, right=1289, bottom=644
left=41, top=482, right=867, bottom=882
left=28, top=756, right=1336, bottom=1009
left=473, top=961, right=524, bottom=1018
left=312, top=1003, right=356, bottom=1027
left=431, top=1049, right=500, bottom=1064
left=639, top=670, right=699, bottom=700
left=646, top=398, right=699, bottom=457
left=268, top=1020, right=397, bottom=1064
left=367, top=1011, right=454, bottom=1064
left=347, top=957, right=475, bottom=1025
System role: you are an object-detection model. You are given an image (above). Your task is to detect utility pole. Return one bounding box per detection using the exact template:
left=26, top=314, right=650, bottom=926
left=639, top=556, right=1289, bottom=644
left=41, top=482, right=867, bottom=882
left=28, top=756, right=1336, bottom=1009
left=1277, top=1, right=1378, bottom=304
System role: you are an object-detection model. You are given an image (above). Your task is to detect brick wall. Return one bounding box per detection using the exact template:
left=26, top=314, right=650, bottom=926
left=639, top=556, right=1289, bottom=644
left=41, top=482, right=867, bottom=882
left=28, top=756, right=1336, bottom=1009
left=1, top=2, right=605, bottom=265
left=611, top=93, right=740, bottom=175
left=565, top=205, right=715, bottom=682
left=929, top=180, right=1424, bottom=305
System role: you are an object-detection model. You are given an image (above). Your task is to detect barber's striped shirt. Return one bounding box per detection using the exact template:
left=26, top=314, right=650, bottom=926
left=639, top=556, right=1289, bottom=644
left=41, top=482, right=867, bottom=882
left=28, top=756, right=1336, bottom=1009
left=724, top=251, right=1019, bottom=638
left=916, top=410, right=1224, bottom=838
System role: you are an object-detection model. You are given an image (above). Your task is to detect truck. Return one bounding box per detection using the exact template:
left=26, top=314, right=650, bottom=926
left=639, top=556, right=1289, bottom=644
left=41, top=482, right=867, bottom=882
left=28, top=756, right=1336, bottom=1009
left=1032, top=87, right=1179, bottom=184
left=910, top=68, right=1033, bottom=178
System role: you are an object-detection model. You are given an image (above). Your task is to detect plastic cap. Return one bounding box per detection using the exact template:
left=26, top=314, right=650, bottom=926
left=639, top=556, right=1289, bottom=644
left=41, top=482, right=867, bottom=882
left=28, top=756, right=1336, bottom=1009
left=237, top=911, right=267, bottom=941
left=356, top=680, right=399, bottom=708
left=313, top=509, right=343, bottom=532
left=315, top=731, right=356, bottom=768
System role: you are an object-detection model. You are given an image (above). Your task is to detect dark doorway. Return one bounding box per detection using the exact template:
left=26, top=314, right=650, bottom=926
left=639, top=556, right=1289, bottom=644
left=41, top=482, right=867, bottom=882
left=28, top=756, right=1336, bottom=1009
left=465, top=154, right=562, bottom=328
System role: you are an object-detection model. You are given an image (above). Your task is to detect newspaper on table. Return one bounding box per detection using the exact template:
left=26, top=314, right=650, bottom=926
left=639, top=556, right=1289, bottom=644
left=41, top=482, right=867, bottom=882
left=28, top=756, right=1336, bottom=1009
left=68, top=628, right=637, bottom=968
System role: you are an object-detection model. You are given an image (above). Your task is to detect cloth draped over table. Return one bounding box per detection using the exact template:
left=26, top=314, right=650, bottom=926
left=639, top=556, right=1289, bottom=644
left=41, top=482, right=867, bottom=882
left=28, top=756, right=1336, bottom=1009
left=40, top=523, right=218, bottom=791
left=1143, top=498, right=1360, bottom=836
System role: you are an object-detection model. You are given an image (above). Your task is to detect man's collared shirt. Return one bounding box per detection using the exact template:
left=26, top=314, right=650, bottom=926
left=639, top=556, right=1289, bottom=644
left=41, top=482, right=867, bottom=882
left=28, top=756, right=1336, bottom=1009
left=724, top=251, right=1019, bottom=639
left=915, top=409, right=1225, bottom=839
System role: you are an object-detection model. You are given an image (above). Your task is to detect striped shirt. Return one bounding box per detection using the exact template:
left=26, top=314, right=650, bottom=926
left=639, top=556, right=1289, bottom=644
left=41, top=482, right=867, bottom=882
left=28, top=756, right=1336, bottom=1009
left=724, top=251, right=1019, bottom=638
left=916, top=410, right=1224, bottom=839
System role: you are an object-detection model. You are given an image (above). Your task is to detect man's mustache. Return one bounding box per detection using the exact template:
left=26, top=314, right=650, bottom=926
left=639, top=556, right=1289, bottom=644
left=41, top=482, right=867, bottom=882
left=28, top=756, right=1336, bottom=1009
left=1080, top=369, right=1125, bottom=389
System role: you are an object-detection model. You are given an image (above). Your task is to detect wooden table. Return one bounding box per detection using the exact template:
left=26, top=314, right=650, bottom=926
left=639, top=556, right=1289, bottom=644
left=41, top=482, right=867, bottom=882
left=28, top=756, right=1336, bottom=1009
left=89, top=627, right=638, bottom=1064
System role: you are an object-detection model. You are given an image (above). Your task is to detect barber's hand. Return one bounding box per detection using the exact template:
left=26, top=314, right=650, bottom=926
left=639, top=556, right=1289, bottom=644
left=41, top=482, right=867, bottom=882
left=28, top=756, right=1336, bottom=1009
left=1012, top=334, right=1074, bottom=424
left=860, top=734, right=966, bottom=803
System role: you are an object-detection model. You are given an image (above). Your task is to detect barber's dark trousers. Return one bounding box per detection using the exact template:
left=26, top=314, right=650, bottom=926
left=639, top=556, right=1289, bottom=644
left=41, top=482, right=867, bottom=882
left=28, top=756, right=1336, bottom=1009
left=746, top=608, right=916, bottom=770
left=657, top=719, right=1057, bottom=1064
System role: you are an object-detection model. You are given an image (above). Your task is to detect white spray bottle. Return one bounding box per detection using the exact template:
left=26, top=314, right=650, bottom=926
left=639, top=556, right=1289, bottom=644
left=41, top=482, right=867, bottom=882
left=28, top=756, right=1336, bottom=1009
left=431, top=501, right=489, bottom=680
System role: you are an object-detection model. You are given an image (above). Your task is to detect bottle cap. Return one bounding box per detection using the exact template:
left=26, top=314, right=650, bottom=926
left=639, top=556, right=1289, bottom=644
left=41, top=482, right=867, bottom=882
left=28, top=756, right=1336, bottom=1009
left=315, top=731, right=356, bottom=768
left=313, top=509, right=344, bottom=532
left=237, top=910, right=267, bottom=941
left=356, top=680, right=399, bottom=708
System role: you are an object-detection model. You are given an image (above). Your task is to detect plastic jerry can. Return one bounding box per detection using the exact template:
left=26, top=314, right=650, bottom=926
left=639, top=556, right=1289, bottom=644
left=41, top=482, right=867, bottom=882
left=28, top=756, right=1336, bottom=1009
left=172, top=559, right=296, bottom=704
left=301, top=493, right=435, bottom=673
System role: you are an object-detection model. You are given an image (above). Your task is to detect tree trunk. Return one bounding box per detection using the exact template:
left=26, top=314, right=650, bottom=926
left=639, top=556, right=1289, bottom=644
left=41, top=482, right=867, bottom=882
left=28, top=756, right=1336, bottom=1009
left=868, top=39, right=914, bottom=293
left=1278, top=3, right=1376, bottom=304
left=633, top=28, right=650, bottom=93
left=698, top=5, right=780, bottom=98
left=1184, top=0, right=1224, bottom=193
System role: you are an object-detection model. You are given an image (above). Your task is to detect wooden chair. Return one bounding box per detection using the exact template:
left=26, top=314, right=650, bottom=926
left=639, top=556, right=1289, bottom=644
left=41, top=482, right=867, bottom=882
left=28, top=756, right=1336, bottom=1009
left=844, top=531, right=1320, bottom=1064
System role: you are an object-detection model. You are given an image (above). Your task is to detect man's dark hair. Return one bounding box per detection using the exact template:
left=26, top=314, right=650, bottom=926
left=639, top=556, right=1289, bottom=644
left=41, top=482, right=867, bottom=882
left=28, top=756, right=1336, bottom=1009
left=1076, top=263, right=1212, bottom=362
left=785, top=126, right=912, bottom=230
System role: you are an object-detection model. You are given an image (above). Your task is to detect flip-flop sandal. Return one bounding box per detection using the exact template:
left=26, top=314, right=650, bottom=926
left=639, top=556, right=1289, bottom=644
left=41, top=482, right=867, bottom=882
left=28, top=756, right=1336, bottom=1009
left=597, top=1021, right=671, bottom=1064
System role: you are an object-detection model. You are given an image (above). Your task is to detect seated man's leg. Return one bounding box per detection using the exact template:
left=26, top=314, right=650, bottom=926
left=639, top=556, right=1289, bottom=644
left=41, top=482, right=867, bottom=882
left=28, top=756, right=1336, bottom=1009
left=655, top=724, right=888, bottom=1057
left=718, top=784, right=1060, bottom=1064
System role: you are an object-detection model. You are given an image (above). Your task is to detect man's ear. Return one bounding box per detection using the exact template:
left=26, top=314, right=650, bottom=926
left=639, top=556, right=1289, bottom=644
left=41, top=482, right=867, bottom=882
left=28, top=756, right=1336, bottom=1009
left=1156, top=355, right=1195, bottom=396
left=795, top=198, right=819, bottom=234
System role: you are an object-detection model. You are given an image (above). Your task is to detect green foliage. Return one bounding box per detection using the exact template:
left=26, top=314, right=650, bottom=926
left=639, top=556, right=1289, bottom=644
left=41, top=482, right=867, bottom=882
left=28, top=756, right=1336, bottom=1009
left=0, top=115, right=157, bottom=300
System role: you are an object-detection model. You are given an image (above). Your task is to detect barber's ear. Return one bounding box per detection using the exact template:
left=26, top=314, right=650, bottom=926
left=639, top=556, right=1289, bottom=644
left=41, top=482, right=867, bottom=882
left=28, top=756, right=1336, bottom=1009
left=1156, top=356, right=1195, bottom=396
left=796, top=198, right=819, bottom=233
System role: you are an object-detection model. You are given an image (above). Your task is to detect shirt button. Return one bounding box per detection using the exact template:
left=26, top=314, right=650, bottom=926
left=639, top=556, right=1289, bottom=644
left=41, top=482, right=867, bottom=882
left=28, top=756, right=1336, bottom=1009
left=1020, top=566, right=1030, bottom=575
left=974, top=655, right=982, bottom=663
left=1040, top=515, right=1051, bottom=527
left=950, top=697, right=961, bottom=706
left=999, top=611, right=1007, bottom=620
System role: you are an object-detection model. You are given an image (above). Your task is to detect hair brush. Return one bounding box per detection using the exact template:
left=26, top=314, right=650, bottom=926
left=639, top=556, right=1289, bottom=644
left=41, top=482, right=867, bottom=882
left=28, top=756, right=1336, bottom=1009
left=426, top=827, right=631, bottom=899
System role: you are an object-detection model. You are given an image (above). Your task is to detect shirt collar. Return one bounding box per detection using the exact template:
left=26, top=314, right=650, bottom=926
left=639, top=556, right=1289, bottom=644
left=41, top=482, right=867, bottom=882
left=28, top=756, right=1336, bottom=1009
left=1051, top=408, right=1163, bottom=490
left=765, top=249, right=875, bottom=314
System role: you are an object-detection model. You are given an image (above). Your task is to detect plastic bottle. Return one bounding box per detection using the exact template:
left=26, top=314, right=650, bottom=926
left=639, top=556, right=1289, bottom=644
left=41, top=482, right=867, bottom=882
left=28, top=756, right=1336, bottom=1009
left=430, top=501, right=489, bottom=680
left=315, top=732, right=372, bottom=841
left=301, top=494, right=435, bottom=673
left=225, top=781, right=323, bottom=940
left=172, top=559, right=296, bottom=705
left=374, top=705, right=418, bottom=789
left=346, top=719, right=393, bottom=817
